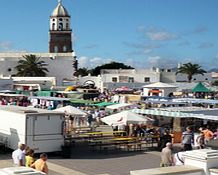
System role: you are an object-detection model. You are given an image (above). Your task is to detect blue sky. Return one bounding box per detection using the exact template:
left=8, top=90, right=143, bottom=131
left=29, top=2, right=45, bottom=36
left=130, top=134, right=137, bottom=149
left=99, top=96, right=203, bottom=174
left=0, top=0, right=218, bottom=70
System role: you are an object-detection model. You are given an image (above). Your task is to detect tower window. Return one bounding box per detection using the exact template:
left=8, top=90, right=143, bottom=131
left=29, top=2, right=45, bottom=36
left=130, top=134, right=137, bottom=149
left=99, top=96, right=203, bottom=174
left=59, top=23, right=63, bottom=30
left=52, top=23, right=55, bottom=30
left=54, top=46, right=58, bottom=53
left=52, top=19, right=55, bottom=21
left=63, top=46, right=67, bottom=52
left=59, top=18, right=63, bottom=21
left=66, top=23, right=69, bottom=29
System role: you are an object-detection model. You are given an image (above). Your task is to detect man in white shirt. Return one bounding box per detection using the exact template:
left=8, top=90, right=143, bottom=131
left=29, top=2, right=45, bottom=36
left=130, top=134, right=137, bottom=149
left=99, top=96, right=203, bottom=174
left=12, top=142, right=26, bottom=166
left=160, top=142, right=174, bottom=167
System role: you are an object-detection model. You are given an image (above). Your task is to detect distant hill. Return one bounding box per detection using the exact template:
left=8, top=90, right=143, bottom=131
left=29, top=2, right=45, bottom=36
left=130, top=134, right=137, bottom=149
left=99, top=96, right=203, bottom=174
left=208, top=68, right=218, bottom=73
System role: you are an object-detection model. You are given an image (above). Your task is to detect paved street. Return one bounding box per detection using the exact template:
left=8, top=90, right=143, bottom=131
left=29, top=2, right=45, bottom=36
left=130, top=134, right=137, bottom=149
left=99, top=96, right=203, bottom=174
left=0, top=149, right=161, bottom=175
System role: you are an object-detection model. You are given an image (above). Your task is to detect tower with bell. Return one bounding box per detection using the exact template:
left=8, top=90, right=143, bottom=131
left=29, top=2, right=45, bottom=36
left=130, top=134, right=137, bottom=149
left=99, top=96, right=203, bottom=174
left=49, top=0, right=72, bottom=53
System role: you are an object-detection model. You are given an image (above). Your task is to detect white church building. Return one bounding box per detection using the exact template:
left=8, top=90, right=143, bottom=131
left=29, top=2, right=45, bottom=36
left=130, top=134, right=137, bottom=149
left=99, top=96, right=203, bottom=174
left=0, top=0, right=77, bottom=86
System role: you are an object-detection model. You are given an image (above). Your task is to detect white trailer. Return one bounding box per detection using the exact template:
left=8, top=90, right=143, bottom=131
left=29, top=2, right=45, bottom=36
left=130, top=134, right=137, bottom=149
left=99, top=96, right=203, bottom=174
left=0, top=105, right=64, bottom=153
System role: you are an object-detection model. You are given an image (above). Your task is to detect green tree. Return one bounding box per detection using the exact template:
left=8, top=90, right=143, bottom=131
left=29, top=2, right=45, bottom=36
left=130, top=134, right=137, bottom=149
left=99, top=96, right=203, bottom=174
left=91, top=61, right=134, bottom=76
left=176, top=62, right=206, bottom=82
left=74, top=67, right=90, bottom=77
left=212, top=80, right=218, bottom=86
left=15, top=54, right=48, bottom=77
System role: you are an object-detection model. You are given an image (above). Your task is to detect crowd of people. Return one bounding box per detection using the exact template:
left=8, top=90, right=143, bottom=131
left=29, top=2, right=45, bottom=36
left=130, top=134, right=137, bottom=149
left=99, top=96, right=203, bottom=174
left=12, top=142, right=48, bottom=174
left=160, top=125, right=218, bottom=167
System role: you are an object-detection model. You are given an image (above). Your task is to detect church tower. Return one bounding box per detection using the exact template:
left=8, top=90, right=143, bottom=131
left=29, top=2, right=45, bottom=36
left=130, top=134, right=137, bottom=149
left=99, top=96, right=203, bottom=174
left=49, top=0, right=72, bottom=53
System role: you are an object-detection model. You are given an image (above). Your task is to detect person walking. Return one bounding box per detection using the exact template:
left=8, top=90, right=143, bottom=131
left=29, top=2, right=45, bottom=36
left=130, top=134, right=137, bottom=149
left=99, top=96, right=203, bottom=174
left=199, top=127, right=214, bottom=144
left=160, top=130, right=172, bottom=151
left=173, top=147, right=185, bottom=166
left=196, top=132, right=205, bottom=149
left=182, top=126, right=194, bottom=151
left=12, top=142, right=26, bottom=166
left=31, top=153, right=48, bottom=174
left=160, top=142, right=174, bottom=167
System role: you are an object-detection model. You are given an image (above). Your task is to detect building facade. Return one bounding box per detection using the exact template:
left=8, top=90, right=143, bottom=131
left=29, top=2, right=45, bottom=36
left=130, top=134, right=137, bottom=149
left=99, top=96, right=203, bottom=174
left=0, top=0, right=77, bottom=86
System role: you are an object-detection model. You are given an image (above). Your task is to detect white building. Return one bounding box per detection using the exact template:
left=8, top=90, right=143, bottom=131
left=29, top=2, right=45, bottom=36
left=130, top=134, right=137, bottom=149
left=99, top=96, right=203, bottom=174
left=142, top=82, right=177, bottom=97
left=100, top=68, right=160, bottom=90
left=0, top=0, right=77, bottom=86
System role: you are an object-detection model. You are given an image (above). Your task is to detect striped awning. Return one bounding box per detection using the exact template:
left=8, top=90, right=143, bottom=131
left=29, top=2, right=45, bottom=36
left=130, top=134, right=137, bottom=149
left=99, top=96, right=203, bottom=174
left=132, top=108, right=202, bottom=118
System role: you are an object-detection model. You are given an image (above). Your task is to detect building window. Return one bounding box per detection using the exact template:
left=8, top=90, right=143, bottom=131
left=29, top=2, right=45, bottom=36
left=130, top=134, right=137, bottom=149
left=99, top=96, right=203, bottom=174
left=112, top=77, right=118, bottom=82
left=128, top=77, right=134, bottom=83
left=59, top=18, right=63, bottom=21
left=63, top=46, right=67, bottom=52
left=54, top=46, right=58, bottom=53
left=144, top=77, right=150, bottom=82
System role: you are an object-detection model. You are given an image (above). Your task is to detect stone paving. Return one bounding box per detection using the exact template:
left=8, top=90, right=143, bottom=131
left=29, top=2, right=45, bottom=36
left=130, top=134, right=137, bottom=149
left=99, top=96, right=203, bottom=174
left=0, top=150, right=161, bottom=175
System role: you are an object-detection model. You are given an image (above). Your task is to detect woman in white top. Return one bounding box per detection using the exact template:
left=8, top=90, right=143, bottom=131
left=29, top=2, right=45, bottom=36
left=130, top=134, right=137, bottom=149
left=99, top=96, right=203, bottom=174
left=173, top=151, right=185, bottom=166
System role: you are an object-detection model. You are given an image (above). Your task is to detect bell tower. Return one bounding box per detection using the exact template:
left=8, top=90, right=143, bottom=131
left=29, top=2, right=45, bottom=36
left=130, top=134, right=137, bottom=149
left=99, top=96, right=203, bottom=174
left=49, top=0, right=72, bottom=53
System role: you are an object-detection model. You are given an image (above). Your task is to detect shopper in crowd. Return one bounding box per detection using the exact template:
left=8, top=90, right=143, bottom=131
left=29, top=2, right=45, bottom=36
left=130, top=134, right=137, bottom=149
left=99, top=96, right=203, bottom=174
left=160, top=142, right=174, bottom=167
left=173, top=148, right=185, bottom=166
left=199, top=127, right=214, bottom=144
left=25, top=149, right=35, bottom=167
left=12, top=142, right=26, bottom=166
left=31, top=153, right=48, bottom=174
left=182, top=126, right=194, bottom=151
left=196, top=132, right=205, bottom=149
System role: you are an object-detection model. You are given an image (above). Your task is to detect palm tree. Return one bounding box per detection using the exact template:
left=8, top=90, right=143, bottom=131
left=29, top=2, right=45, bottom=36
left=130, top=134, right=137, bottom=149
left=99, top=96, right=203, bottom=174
left=15, top=54, right=49, bottom=77
left=176, top=62, right=206, bottom=83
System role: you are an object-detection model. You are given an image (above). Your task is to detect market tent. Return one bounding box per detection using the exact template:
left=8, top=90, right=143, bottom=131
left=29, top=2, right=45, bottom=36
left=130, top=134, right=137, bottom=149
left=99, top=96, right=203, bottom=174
left=91, top=101, right=117, bottom=107
left=106, top=103, right=134, bottom=110
left=192, top=82, right=212, bottom=93
left=115, top=86, right=133, bottom=92
left=54, top=105, right=87, bottom=116
left=142, top=82, right=177, bottom=88
left=132, top=107, right=218, bottom=121
left=70, top=98, right=96, bottom=105
left=101, top=110, right=153, bottom=126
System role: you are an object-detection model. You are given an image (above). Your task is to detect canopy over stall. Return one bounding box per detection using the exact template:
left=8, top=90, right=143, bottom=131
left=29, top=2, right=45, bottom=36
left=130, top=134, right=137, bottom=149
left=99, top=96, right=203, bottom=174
left=192, top=82, right=212, bottom=93
left=142, top=82, right=177, bottom=97
left=101, top=110, right=153, bottom=126
left=132, top=107, right=218, bottom=121
left=106, top=103, right=135, bottom=111
left=91, top=101, right=117, bottom=107
left=173, top=98, right=218, bottom=105
left=54, top=105, right=86, bottom=116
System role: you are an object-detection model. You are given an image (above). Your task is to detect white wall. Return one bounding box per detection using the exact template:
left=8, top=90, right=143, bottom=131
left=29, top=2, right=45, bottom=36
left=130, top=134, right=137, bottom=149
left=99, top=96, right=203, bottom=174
left=0, top=78, right=13, bottom=90
left=101, top=69, right=160, bottom=83
left=176, top=73, right=212, bottom=82
left=0, top=53, right=76, bottom=86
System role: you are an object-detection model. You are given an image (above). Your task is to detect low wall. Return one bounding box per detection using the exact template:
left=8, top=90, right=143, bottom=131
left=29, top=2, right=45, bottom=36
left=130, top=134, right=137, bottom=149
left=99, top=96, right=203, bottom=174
left=130, top=165, right=203, bottom=175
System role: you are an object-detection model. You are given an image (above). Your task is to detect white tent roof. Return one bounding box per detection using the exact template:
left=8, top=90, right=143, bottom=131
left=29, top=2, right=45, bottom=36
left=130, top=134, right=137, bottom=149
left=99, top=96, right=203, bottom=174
left=142, top=82, right=177, bottom=88
left=101, top=110, right=153, bottom=126
left=54, top=105, right=86, bottom=116
left=105, top=103, right=133, bottom=110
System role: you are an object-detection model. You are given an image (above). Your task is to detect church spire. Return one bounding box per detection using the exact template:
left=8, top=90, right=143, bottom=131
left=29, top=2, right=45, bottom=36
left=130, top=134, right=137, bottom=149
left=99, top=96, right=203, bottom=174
left=49, top=0, right=72, bottom=53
